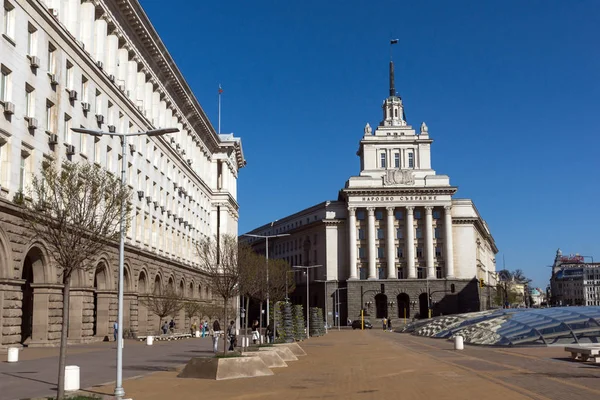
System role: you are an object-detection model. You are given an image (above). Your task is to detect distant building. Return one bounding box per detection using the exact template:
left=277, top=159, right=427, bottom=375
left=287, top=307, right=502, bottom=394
left=550, top=249, right=600, bottom=306
left=242, top=60, right=497, bottom=325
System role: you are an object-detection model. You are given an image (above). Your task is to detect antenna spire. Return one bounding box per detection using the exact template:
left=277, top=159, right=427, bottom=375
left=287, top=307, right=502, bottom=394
left=389, top=39, right=398, bottom=97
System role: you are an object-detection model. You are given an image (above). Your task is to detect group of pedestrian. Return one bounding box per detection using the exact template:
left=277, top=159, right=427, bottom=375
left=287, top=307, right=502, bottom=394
left=382, top=317, right=393, bottom=332
left=190, top=320, right=209, bottom=337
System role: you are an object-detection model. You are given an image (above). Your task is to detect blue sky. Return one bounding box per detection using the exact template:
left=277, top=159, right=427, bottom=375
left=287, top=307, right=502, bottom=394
left=141, top=0, right=600, bottom=289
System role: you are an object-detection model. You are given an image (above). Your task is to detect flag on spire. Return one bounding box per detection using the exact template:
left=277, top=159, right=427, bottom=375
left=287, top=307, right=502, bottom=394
left=218, top=84, right=223, bottom=94
left=390, top=39, right=399, bottom=44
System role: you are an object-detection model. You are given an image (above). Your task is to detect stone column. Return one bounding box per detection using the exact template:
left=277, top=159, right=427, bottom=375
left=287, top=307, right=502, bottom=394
left=367, top=207, right=377, bottom=279
left=386, top=207, right=396, bottom=279
left=79, top=1, right=95, bottom=54
left=405, top=206, right=416, bottom=278
left=425, top=206, right=435, bottom=278
left=348, top=207, right=358, bottom=279
left=444, top=205, right=455, bottom=278
left=93, top=15, right=108, bottom=65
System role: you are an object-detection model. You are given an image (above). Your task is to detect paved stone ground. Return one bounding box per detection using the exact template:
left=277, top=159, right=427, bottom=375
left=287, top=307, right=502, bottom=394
left=5, top=331, right=600, bottom=400
left=0, top=336, right=216, bottom=400
left=85, top=330, right=600, bottom=400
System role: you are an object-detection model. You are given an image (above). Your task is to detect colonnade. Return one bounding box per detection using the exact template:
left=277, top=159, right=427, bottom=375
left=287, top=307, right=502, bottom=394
left=348, top=205, right=454, bottom=280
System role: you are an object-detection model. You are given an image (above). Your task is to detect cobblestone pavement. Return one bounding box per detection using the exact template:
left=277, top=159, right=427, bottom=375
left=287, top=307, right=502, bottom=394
left=87, top=330, right=600, bottom=400
left=0, top=336, right=216, bottom=400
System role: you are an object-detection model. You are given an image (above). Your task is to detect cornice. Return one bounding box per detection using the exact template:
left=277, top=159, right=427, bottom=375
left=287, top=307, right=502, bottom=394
left=341, top=186, right=458, bottom=197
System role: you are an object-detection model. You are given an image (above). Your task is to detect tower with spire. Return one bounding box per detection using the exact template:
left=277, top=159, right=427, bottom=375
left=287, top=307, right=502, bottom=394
left=381, top=60, right=406, bottom=127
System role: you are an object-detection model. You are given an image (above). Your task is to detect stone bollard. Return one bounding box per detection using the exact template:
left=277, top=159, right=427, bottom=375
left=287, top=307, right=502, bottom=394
left=454, top=335, right=464, bottom=350
left=64, top=365, right=80, bottom=391
left=195, top=330, right=200, bottom=338
left=146, top=335, right=154, bottom=346
left=7, top=347, right=19, bottom=363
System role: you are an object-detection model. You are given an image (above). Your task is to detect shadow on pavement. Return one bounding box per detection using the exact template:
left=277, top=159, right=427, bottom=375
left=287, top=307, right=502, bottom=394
left=2, top=372, right=57, bottom=388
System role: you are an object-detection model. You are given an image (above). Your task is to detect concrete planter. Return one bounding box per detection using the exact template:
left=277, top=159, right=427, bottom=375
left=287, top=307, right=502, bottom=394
left=242, top=350, right=287, bottom=368
left=259, top=346, right=298, bottom=362
left=178, top=356, right=273, bottom=380
left=274, top=342, right=307, bottom=356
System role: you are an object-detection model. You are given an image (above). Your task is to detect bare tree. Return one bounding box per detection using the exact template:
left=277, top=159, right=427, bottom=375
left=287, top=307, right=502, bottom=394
left=238, top=249, right=263, bottom=350
left=183, top=301, right=210, bottom=332
left=196, top=234, right=249, bottom=353
left=269, top=258, right=295, bottom=304
left=140, top=287, right=184, bottom=332
left=17, top=160, right=130, bottom=399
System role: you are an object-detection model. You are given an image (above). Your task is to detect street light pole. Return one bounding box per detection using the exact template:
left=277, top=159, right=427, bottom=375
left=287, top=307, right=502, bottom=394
left=292, top=265, right=322, bottom=338
left=72, top=127, right=178, bottom=399
left=241, top=231, right=289, bottom=328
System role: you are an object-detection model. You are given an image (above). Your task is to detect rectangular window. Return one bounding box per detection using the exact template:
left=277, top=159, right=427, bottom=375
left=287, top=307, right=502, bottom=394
left=408, top=152, right=414, bottom=168
left=0, top=65, right=11, bottom=102
left=415, top=210, right=422, bottom=219
left=434, top=227, right=441, bottom=239
left=396, top=228, right=403, bottom=239
left=375, top=210, right=383, bottom=220
left=358, top=247, right=365, bottom=259
left=63, top=114, right=71, bottom=144
left=417, top=267, right=425, bottom=279
left=377, top=228, right=384, bottom=239
left=66, top=61, right=73, bottom=90
left=378, top=266, right=385, bottom=279
left=397, top=247, right=404, bottom=258
left=359, top=267, right=367, bottom=280
left=27, top=23, right=37, bottom=55
left=436, top=267, right=443, bottom=279
left=394, top=152, right=400, bottom=168
left=25, top=85, right=34, bottom=117
left=395, top=210, right=403, bottom=220
left=93, top=137, right=100, bottom=163
left=19, top=153, right=26, bottom=191
left=3, top=1, right=14, bottom=38
left=95, top=90, right=102, bottom=115
left=380, top=152, right=386, bottom=168
left=47, top=43, right=56, bottom=74
left=45, top=100, right=55, bottom=132
left=397, top=266, right=404, bottom=279
left=79, top=125, right=86, bottom=155
left=81, top=76, right=88, bottom=103
left=416, top=228, right=423, bottom=239
left=416, top=247, right=423, bottom=258
left=106, top=146, right=112, bottom=172
left=435, top=247, right=442, bottom=257
left=377, top=247, right=384, bottom=258
left=433, top=210, right=441, bottom=219
left=356, top=210, right=365, bottom=220
left=358, top=228, right=365, bottom=240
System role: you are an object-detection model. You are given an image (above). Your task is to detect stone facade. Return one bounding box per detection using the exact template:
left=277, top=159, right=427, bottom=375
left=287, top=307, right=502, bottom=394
left=0, top=0, right=244, bottom=349
left=243, top=60, right=497, bottom=326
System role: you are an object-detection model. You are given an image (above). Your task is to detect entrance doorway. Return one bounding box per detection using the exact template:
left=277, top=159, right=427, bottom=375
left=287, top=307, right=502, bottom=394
left=397, top=293, right=410, bottom=320
left=375, top=293, right=388, bottom=319
left=418, top=293, right=429, bottom=319
left=20, top=258, right=34, bottom=344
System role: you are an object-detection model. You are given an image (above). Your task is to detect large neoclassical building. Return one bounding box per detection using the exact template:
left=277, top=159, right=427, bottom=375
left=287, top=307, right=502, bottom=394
left=0, top=0, right=244, bottom=349
left=243, top=62, right=497, bottom=325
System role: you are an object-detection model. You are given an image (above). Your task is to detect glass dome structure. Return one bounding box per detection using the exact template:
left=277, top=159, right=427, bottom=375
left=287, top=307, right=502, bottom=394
left=401, top=306, right=600, bottom=346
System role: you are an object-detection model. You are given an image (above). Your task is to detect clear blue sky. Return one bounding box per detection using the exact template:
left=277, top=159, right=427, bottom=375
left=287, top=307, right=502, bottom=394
left=141, top=0, right=600, bottom=289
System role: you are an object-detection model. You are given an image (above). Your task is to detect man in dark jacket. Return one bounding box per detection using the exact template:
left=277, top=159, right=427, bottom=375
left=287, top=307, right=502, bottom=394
left=227, top=321, right=236, bottom=351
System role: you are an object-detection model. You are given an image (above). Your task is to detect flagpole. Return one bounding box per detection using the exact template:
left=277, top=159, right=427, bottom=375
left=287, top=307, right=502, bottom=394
left=218, top=84, right=222, bottom=134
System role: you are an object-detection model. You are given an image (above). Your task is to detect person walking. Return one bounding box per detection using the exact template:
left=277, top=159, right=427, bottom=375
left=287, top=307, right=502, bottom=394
left=251, top=320, right=259, bottom=344
left=169, top=319, right=175, bottom=334
left=382, top=317, right=387, bottom=331
left=227, top=320, right=236, bottom=351
left=212, top=319, right=221, bottom=353
left=113, top=321, right=118, bottom=342
left=202, top=321, right=207, bottom=338
left=266, top=323, right=273, bottom=344
left=162, top=321, right=169, bottom=335
left=387, top=318, right=392, bottom=332
left=191, top=321, right=197, bottom=336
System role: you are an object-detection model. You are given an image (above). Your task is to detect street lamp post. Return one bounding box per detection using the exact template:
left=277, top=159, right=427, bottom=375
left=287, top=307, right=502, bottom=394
left=72, top=127, right=178, bottom=399
left=292, top=265, right=322, bottom=338
left=241, top=231, right=289, bottom=328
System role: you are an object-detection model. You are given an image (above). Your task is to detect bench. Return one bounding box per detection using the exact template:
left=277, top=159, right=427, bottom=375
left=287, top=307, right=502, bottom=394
left=564, top=346, right=600, bottom=362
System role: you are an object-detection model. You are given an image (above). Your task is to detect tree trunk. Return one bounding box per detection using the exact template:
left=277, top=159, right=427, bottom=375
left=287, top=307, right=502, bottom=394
left=223, top=298, right=228, bottom=354
left=57, top=275, right=71, bottom=399
left=245, top=296, right=250, bottom=351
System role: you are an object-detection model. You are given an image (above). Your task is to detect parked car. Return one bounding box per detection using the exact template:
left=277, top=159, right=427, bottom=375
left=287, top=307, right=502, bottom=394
left=351, top=319, right=373, bottom=329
